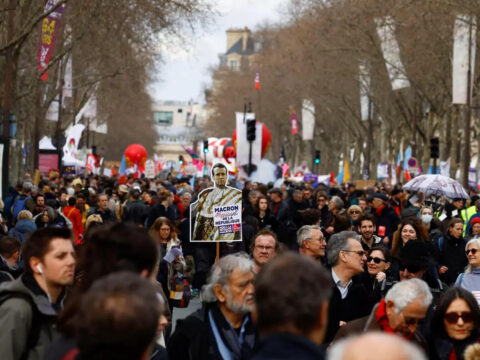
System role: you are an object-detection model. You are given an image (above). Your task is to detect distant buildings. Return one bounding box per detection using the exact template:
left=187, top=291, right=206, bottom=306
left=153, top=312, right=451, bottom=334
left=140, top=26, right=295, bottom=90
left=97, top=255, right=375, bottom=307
left=219, top=27, right=260, bottom=71
left=155, top=28, right=259, bottom=162
left=153, top=101, right=206, bottom=161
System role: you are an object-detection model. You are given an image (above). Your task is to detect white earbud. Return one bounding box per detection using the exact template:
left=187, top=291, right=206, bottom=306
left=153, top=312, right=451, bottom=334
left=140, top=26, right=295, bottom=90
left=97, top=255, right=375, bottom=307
left=36, top=264, right=43, bottom=274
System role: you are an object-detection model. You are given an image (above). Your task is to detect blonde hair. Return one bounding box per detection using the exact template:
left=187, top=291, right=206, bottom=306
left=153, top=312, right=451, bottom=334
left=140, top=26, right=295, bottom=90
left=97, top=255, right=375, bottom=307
left=464, top=343, right=480, bottom=360
left=347, top=205, right=362, bottom=216
left=85, top=214, right=103, bottom=232
left=17, top=210, right=33, bottom=220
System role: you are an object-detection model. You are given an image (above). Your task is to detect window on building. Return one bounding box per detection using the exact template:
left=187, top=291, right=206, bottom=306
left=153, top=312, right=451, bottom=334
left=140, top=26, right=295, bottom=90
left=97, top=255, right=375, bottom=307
left=229, top=60, right=239, bottom=71
left=178, top=108, right=183, bottom=113
left=154, top=111, right=173, bottom=125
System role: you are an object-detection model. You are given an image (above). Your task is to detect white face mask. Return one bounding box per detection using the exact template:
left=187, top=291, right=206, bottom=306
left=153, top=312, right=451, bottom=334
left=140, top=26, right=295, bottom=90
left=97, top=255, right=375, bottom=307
left=421, top=214, right=433, bottom=224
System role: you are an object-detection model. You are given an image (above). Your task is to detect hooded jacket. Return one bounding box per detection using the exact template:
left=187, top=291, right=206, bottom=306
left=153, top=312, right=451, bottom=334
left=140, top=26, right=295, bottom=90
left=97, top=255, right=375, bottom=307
left=8, top=219, right=37, bottom=243
left=0, top=273, right=67, bottom=360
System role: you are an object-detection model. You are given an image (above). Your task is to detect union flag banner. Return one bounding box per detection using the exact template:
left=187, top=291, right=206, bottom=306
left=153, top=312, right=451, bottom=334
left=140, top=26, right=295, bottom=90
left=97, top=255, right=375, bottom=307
left=37, top=0, right=66, bottom=81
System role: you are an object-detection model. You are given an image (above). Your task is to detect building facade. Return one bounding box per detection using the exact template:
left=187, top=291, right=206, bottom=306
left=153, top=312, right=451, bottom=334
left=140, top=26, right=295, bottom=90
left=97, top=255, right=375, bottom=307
left=153, top=101, right=206, bottom=162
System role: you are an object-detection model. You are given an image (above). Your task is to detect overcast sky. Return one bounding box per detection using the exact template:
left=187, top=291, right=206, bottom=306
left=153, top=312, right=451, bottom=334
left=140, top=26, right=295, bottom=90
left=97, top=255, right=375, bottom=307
left=149, top=0, right=290, bottom=104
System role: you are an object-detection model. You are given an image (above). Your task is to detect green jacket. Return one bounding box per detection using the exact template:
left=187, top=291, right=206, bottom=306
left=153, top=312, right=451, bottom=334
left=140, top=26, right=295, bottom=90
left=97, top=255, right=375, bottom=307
left=0, top=273, right=65, bottom=360
left=461, top=206, right=477, bottom=236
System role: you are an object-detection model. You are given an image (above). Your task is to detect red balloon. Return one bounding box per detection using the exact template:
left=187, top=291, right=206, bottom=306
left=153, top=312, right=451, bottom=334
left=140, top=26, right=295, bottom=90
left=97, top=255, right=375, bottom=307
left=261, top=124, right=271, bottom=158
left=232, top=123, right=271, bottom=158
left=223, top=139, right=236, bottom=164
left=124, top=144, right=148, bottom=171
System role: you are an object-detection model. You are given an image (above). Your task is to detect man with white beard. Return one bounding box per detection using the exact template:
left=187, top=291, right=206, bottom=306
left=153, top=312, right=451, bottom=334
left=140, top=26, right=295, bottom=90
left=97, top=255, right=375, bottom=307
left=168, top=253, right=257, bottom=360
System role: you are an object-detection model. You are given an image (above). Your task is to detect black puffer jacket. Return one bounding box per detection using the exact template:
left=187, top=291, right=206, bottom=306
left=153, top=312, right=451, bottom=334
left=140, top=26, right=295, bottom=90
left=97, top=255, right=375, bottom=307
left=436, top=233, right=468, bottom=286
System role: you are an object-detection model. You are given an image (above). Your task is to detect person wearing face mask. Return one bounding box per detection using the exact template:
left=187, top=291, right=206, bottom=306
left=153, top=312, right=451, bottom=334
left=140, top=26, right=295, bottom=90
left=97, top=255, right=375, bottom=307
left=418, top=205, right=445, bottom=243
left=419, top=206, right=434, bottom=229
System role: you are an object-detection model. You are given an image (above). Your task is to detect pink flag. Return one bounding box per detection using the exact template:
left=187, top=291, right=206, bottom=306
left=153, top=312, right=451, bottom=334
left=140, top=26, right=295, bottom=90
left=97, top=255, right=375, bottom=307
left=255, top=72, right=260, bottom=90
left=290, top=109, right=298, bottom=135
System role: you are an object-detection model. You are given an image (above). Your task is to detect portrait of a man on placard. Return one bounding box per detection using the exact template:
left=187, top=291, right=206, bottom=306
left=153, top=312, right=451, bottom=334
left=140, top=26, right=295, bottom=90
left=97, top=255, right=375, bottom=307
left=190, top=163, right=242, bottom=242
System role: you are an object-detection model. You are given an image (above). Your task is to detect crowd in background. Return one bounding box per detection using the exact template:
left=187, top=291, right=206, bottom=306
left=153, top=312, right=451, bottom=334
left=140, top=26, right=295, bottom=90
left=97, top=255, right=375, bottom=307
left=0, top=171, right=480, bottom=359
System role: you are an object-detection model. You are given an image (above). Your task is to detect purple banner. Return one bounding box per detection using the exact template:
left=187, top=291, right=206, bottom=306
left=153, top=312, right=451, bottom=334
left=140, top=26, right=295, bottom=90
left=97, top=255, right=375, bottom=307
left=37, top=0, right=65, bottom=81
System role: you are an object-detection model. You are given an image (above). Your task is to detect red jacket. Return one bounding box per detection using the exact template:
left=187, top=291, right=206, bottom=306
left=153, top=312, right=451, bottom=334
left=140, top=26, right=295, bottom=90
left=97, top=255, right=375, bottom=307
left=63, top=206, right=84, bottom=245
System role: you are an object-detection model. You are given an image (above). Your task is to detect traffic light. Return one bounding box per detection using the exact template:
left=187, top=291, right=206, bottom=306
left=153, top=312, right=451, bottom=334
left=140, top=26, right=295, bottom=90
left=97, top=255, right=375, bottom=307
left=246, top=119, right=256, bottom=141
left=203, top=140, right=208, bottom=153
left=430, top=137, right=439, bottom=159
left=179, top=155, right=184, bottom=165
left=314, top=150, right=321, bottom=164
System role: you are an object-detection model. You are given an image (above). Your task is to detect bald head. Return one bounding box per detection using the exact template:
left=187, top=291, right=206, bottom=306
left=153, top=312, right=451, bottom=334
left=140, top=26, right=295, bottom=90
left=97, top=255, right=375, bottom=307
left=328, top=332, right=426, bottom=360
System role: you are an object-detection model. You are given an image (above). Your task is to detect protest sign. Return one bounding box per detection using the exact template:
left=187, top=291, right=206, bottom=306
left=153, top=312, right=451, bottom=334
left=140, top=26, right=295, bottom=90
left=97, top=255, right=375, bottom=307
left=190, top=162, right=242, bottom=242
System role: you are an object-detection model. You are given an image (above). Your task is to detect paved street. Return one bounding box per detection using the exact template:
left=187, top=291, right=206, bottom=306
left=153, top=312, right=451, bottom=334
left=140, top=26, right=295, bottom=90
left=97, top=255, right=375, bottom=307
left=171, top=296, right=202, bottom=332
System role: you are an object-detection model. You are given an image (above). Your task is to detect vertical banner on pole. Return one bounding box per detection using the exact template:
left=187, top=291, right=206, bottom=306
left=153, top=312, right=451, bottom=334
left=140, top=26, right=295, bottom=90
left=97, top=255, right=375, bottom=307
left=375, top=16, right=410, bottom=90
left=359, top=63, right=370, bottom=121
left=290, top=108, right=298, bottom=135
left=302, top=100, right=315, bottom=141
left=452, top=15, right=477, bottom=104
left=37, top=0, right=66, bottom=81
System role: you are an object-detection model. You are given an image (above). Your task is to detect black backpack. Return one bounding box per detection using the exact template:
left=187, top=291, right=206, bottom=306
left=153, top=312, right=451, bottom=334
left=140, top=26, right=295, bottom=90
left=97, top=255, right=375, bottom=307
left=0, top=292, right=43, bottom=360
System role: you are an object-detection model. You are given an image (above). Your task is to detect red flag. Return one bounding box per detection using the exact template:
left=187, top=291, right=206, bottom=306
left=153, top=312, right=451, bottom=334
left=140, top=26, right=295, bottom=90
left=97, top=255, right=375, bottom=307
left=255, top=72, right=260, bottom=90
left=405, top=169, right=412, bottom=182
left=329, top=171, right=336, bottom=184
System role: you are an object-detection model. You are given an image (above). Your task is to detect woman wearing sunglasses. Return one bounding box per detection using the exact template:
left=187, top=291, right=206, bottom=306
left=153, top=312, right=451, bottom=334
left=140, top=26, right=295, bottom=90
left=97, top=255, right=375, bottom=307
left=428, top=287, right=480, bottom=360
left=456, top=238, right=480, bottom=305
left=346, top=205, right=363, bottom=228
left=360, top=246, right=392, bottom=304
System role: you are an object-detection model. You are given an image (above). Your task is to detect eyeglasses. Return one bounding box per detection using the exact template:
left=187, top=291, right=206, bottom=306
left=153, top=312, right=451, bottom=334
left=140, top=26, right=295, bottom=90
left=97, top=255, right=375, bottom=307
left=350, top=211, right=360, bottom=214
left=342, top=250, right=366, bottom=256
left=399, top=263, right=423, bottom=274
left=466, top=248, right=479, bottom=256
left=444, top=311, right=474, bottom=324
left=401, top=312, right=421, bottom=326
left=317, top=198, right=327, bottom=202
left=367, top=256, right=386, bottom=264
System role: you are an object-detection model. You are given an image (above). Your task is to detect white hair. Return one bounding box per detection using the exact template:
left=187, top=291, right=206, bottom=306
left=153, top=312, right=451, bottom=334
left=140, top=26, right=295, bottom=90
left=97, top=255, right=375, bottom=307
left=201, top=252, right=253, bottom=303
left=296, top=225, right=321, bottom=247
left=385, top=279, right=432, bottom=314
left=330, top=196, right=344, bottom=211
left=328, top=332, right=427, bottom=360
left=465, top=237, right=480, bottom=273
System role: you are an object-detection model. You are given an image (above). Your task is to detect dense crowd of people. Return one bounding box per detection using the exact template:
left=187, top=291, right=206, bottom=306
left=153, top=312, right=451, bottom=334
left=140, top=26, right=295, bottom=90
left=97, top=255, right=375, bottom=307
left=1, top=170, right=480, bottom=359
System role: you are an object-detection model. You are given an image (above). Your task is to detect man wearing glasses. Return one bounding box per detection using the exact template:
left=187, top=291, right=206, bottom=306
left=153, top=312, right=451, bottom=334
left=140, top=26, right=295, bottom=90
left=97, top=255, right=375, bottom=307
left=332, top=279, right=432, bottom=355
left=323, top=231, right=371, bottom=344
left=297, top=225, right=326, bottom=261
left=250, top=229, right=279, bottom=274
